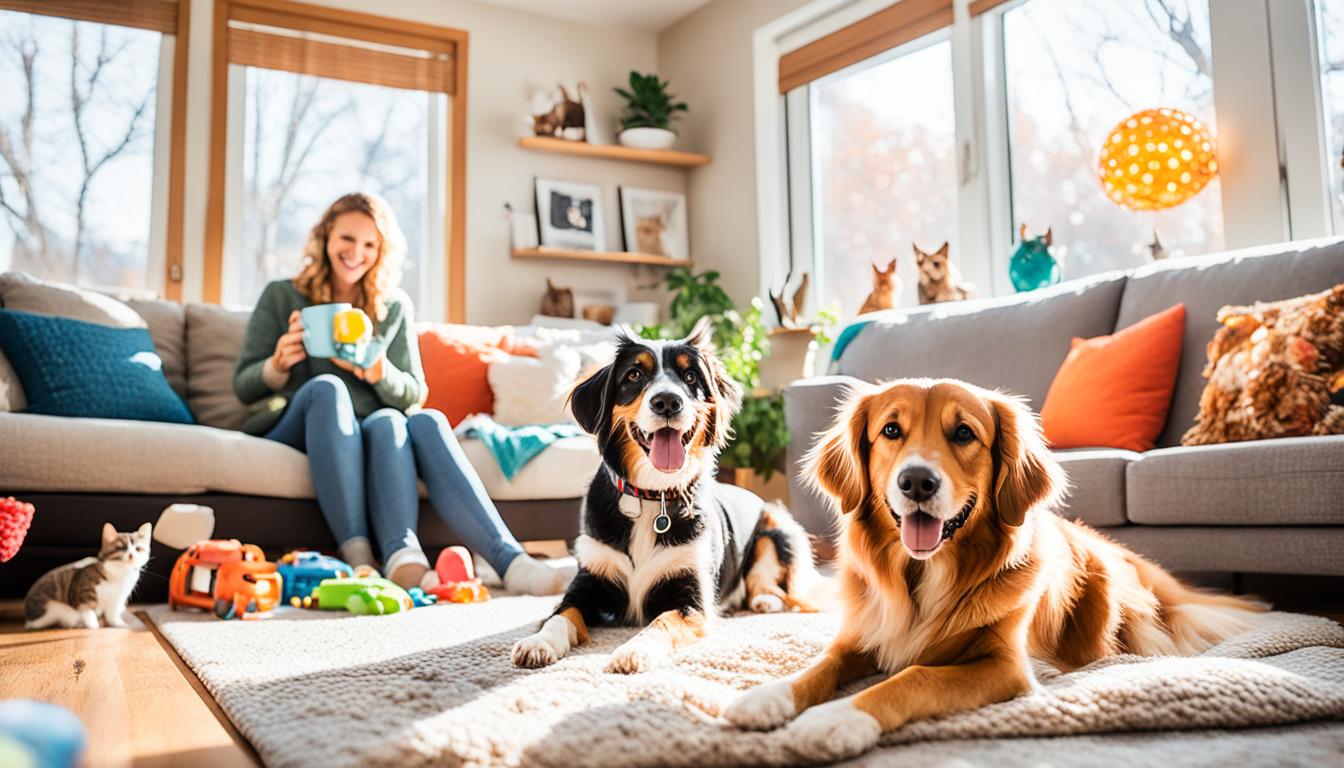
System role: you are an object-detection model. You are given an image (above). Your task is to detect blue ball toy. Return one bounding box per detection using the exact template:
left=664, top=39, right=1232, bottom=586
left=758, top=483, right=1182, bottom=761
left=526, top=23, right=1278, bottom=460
left=0, top=700, right=87, bottom=768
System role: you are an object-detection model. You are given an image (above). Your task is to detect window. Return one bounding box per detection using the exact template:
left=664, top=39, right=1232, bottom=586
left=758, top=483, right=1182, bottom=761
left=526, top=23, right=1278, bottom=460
left=809, top=36, right=957, bottom=312
left=207, top=1, right=466, bottom=321
left=1317, top=0, right=1344, bottom=234
left=1003, top=0, right=1224, bottom=278
left=0, top=1, right=185, bottom=294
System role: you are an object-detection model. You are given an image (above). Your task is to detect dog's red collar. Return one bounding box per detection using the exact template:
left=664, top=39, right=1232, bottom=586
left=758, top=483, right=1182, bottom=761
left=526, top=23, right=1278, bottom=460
left=612, top=476, right=666, bottom=501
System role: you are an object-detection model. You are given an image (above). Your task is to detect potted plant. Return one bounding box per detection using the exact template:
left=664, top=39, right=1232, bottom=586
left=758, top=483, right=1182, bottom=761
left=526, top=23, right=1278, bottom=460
left=613, top=71, right=688, bottom=150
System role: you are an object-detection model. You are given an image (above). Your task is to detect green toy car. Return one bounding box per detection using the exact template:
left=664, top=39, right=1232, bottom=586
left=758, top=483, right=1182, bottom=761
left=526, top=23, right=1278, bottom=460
left=306, top=577, right=414, bottom=615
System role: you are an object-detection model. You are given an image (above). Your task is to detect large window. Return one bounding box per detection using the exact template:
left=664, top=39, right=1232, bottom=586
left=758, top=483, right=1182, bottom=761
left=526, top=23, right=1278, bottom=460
left=0, top=3, right=184, bottom=293
left=1318, top=0, right=1344, bottom=234
left=811, top=36, right=957, bottom=312
left=1003, top=0, right=1223, bottom=278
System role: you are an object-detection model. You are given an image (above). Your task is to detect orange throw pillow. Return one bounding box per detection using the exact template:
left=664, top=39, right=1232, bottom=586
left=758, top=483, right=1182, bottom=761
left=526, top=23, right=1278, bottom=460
left=1040, top=303, right=1186, bottom=452
left=417, top=325, right=536, bottom=426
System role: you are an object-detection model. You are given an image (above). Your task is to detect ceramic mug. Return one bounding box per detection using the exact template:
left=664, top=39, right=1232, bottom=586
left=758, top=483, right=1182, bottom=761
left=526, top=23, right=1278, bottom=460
left=300, top=303, right=351, bottom=358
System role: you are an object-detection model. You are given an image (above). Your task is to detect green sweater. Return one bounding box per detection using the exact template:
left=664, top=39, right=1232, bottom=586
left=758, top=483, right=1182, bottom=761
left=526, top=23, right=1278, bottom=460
left=233, top=280, right=426, bottom=435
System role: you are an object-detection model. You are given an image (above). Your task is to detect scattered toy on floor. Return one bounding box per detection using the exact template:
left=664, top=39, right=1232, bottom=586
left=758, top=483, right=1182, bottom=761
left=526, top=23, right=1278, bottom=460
left=0, top=699, right=87, bottom=768
left=306, top=577, right=414, bottom=615
left=277, top=550, right=353, bottom=606
left=0, top=496, right=35, bottom=563
left=407, top=587, right=438, bottom=607
left=24, top=522, right=151, bottom=630
left=152, top=503, right=215, bottom=550
left=168, top=539, right=281, bottom=620
left=426, top=546, right=491, bottom=603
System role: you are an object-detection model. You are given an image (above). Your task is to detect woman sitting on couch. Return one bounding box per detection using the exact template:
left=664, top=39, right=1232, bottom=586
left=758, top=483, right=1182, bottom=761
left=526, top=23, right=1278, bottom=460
left=233, top=192, right=574, bottom=595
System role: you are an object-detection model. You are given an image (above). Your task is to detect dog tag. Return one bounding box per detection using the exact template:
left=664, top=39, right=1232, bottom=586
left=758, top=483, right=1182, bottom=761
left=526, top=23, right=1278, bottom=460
left=654, top=493, right=671, bottom=535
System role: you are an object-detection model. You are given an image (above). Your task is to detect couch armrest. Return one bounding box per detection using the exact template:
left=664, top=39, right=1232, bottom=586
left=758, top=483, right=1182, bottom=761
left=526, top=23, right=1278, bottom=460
left=783, top=375, right=864, bottom=537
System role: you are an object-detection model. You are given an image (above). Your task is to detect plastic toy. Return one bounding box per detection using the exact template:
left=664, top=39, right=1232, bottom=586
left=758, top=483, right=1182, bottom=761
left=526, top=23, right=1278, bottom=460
left=407, top=587, right=437, bottom=607
left=425, top=546, right=491, bottom=603
left=307, top=577, right=413, bottom=615
left=0, top=699, right=87, bottom=768
left=169, top=539, right=282, bottom=619
left=428, top=580, right=490, bottom=603
left=277, top=550, right=353, bottom=605
left=0, top=497, right=35, bottom=563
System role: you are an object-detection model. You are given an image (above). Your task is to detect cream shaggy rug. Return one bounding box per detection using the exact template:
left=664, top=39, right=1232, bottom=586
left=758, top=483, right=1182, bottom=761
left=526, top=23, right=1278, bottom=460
left=143, top=599, right=1344, bottom=767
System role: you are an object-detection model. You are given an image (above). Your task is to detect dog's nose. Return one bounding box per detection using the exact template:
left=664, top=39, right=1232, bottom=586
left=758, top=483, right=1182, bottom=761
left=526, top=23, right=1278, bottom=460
left=649, top=392, right=683, bottom=417
left=897, top=465, right=941, bottom=503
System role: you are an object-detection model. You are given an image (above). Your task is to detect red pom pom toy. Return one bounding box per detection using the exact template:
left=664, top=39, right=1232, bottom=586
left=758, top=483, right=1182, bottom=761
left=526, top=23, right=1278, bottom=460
left=0, top=497, right=35, bottom=563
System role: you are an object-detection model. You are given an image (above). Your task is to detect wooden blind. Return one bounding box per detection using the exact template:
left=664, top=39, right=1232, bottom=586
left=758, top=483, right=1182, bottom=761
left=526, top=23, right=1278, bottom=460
left=779, top=0, right=953, bottom=93
left=226, top=0, right=456, bottom=94
left=0, top=0, right=178, bottom=34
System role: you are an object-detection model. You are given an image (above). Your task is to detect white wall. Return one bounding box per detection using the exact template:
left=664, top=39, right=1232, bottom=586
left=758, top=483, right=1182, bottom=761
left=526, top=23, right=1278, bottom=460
left=657, top=0, right=812, bottom=309
left=179, top=0, right=694, bottom=324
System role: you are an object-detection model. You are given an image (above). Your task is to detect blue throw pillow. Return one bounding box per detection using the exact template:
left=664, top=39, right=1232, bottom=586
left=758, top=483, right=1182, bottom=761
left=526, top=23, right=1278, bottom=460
left=0, top=309, right=194, bottom=425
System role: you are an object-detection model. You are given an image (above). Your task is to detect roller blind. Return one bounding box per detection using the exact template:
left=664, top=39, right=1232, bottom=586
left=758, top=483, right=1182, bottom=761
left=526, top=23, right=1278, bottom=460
left=0, top=0, right=178, bottom=34
left=779, top=0, right=953, bottom=93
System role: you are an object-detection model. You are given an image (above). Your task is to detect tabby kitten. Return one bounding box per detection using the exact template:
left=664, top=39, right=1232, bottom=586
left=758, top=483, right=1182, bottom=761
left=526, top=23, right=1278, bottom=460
left=24, top=522, right=151, bottom=630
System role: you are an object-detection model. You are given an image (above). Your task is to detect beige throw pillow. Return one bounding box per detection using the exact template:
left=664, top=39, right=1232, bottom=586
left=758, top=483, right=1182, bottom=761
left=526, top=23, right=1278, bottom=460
left=185, top=303, right=252, bottom=430
left=487, top=344, right=582, bottom=427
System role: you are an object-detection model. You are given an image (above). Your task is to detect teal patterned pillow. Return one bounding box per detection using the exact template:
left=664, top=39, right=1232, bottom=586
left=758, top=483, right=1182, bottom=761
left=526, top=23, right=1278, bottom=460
left=0, top=309, right=193, bottom=424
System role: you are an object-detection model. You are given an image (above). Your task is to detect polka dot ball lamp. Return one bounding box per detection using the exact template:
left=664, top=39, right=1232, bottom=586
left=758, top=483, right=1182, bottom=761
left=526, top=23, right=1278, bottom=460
left=1097, top=108, right=1218, bottom=211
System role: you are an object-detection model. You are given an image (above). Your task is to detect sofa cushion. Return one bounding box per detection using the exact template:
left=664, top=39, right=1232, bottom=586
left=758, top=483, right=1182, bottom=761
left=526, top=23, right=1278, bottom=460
left=0, top=310, right=193, bottom=424
left=839, top=273, right=1127, bottom=409
left=122, top=296, right=187, bottom=400
left=1126, top=435, right=1344, bottom=525
left=1053, top=448, right=1141, bottom=528
left=185, top=303, right=252, bottom=430
left=458, top=434, right=600, bottom=501
left=0, top=352, right=22, bottom=412
left=0, top=412, right=313, bottom=498
left=1115, top=237, right=1344, bottom=447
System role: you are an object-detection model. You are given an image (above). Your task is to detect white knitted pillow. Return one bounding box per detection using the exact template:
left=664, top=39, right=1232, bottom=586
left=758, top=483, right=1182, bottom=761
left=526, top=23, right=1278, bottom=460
left=487, top=344, right=582, bottom=427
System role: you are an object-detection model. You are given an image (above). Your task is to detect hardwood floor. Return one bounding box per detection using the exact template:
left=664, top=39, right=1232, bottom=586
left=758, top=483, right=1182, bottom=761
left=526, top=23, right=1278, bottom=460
left=0, top=603, right=257, bottom=768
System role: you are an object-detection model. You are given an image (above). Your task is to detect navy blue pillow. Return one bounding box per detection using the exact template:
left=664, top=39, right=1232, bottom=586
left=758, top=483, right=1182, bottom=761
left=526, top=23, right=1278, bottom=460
left=0, top=309, right=194, bottom=424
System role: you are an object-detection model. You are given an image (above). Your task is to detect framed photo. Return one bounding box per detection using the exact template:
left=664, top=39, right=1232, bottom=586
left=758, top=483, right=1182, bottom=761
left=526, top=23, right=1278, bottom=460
left=535, top=178, right=605, bottom=251
left=619, top=187, right=689, bottom=261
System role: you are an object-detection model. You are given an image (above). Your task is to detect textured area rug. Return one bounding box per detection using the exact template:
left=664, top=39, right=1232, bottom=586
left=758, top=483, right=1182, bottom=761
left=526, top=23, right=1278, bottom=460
left=144, top=600, right=1344, bottom=767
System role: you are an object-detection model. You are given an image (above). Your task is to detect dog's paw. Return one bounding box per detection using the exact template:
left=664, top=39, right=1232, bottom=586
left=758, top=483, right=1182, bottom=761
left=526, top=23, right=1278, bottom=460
left=512, top=631, right=566, bottom=668
left=606, top=636, right=667, bottom=674
left=749, top=593, right=785, bottom=614
left=723, top=678, right=796, bottom=730
left=786, top=697, right=881, bottom=763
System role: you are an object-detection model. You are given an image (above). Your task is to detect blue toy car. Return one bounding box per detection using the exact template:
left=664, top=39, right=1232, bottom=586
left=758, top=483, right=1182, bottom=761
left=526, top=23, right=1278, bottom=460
left=276, top=550, right=353, bottom=606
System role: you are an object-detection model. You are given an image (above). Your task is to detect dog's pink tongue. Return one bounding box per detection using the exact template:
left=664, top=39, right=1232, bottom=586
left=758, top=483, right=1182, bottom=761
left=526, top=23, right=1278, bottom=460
left=902, top=512, right=943, bottom=553
left=650, top=428, right=685, bottom=472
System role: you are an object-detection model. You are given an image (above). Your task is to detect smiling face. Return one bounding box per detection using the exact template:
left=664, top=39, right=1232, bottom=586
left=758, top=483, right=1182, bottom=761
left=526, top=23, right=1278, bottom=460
left=568, top=322, right=742, bottom=491
left=808, top=379, right=1063, bottom=562
left=325, top=211, right=382, bottom=289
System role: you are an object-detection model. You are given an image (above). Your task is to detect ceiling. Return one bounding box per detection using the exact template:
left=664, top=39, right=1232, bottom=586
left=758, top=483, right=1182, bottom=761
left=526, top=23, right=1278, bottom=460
left=471, top=0, right=715, bottom=32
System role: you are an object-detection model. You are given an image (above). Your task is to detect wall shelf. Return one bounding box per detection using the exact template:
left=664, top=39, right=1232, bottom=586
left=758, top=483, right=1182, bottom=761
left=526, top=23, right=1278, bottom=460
left=517, top=136, right=711, bottom=167
left=512, top=246, right=689, bottom=268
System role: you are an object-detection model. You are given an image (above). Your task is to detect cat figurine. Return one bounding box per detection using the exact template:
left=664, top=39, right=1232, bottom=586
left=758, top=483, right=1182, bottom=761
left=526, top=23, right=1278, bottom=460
left=24, top=522, right=151, bottom=630
left=858, top=257, right=899, bottom=315
left=915, top=242, right=977, bottom=304
left=540, top=277, right=575, bottom=318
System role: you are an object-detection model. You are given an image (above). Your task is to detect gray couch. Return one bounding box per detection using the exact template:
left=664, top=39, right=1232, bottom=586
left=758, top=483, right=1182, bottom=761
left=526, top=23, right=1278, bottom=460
left=784, top=237, right=1344, bottom=576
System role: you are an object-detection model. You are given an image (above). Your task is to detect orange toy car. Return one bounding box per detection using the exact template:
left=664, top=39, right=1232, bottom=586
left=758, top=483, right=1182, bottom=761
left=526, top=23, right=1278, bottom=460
left=169, top=539, right=282, bottom=620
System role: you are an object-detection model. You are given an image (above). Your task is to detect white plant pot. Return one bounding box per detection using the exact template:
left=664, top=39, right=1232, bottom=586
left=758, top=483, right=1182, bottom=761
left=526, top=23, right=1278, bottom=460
left=758, top=328, right=816, bottom=392
left=618, top=127, right=677, bottom=150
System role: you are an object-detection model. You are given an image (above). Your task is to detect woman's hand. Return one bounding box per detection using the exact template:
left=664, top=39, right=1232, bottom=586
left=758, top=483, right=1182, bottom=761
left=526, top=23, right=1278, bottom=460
left=330, top=353, right=385, bottom=384
left=271, top=310, right=307, bottom=373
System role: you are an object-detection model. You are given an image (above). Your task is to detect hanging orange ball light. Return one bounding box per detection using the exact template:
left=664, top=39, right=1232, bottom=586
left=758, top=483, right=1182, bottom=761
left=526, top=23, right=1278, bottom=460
left=1097, top=107, right=1218, bottom=211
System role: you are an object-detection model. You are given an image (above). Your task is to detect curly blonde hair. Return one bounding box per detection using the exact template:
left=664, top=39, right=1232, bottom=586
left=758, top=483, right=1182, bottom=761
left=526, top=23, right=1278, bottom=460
left=293, top=192, right=406, bottom=321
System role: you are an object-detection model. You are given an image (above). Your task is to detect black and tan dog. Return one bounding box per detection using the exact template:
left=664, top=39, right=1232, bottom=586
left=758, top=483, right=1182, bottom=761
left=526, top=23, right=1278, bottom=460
left=511, top=321, right=821, bottom=673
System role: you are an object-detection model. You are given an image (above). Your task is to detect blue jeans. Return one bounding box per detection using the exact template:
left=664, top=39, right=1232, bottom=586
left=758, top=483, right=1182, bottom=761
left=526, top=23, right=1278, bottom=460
left=263, top=375, right=525, bottom=575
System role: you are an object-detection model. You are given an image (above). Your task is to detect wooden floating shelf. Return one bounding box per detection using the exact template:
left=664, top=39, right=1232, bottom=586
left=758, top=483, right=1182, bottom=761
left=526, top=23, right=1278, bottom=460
left=512, top=247, right=689, bottom=268
left=518, top=136, right=711, bottom=167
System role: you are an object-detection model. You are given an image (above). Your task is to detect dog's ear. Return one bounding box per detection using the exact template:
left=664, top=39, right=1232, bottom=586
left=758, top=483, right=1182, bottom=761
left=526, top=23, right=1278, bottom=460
left=685, top=316, right=714, bottom=350
left=688, top=328, right=742, bottom=449
left=567, top=364, right=612, bottom=436
left=989, top=393, right=1065, bottom=526
left=805, top=388, right=873, bottom=515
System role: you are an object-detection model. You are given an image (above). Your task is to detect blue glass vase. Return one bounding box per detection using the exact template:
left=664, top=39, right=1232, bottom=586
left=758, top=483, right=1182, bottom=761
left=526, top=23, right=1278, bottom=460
left=1009, top=236, right=1060, bottom=292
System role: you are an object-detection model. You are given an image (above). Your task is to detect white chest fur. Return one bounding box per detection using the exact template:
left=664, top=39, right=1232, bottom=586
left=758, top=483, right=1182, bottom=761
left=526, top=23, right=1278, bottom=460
left=95, top=560, right=141, bottom=620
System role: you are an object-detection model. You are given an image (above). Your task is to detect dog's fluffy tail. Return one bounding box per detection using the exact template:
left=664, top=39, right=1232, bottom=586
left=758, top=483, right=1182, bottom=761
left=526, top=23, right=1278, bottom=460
left=1126, top=555, right=1269, bottom=656
left=742, top=503, right=835, bottom=613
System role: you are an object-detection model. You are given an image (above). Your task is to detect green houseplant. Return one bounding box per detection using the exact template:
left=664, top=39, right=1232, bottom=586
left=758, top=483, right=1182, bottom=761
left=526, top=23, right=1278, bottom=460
left=613, top=71, right=688, bottom=151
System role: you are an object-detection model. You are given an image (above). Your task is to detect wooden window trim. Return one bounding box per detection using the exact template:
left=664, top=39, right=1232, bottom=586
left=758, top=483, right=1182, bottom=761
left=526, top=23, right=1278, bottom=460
left=0, top=0, right=189, bottom=300
left=202, top=0, right=469, bottom=322
left=778, top=0, right=953, bottom=93
left=227, top=27, right=454, bottom=95
left=968, top=0, right=1015, bottom=16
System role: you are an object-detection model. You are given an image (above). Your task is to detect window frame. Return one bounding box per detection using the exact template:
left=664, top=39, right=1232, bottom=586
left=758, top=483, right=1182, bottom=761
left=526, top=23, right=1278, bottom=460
left=203, top=0, right=468, bottom=322
left=762, top=0, right=1334, bottom=316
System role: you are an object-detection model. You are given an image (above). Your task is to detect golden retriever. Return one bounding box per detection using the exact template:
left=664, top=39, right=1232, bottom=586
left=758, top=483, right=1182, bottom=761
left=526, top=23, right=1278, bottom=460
left=724, top=378, right=1265, bottom=762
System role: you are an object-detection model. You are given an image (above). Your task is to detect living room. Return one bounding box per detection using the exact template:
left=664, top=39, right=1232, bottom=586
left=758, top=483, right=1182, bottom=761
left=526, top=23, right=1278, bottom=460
left=1, top=0, right=1341, bottom=765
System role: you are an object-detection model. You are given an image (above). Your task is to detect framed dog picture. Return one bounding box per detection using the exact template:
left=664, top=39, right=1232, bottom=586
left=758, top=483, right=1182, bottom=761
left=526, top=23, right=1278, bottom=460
left=535, top=178, right=605, bottom=251
left=619, top=187, right=689, bottom=261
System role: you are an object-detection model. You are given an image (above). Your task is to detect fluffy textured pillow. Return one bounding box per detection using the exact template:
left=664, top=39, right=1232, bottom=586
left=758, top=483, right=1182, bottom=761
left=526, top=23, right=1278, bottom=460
left=184, top=303, right=251, bottom=430
left=1182, top=284, right=1344, bottom=445
left=489, top=344, right=582, bottom=427
left=418, top=324, right=537, bottom=425
left=0, top=309, right=193, bottom=424
left=1039, top=304, right=1185, bottom=452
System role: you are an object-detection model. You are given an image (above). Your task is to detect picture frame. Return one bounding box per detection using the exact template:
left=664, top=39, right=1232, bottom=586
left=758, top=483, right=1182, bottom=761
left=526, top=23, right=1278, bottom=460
left=534, top=178, right=605, bottom=251
left=619, top=187, right=689, bottom=261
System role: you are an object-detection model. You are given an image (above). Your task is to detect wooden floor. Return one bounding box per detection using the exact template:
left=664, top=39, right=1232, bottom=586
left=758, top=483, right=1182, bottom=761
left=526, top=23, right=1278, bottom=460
left=0, top=603, right=258, bottom=768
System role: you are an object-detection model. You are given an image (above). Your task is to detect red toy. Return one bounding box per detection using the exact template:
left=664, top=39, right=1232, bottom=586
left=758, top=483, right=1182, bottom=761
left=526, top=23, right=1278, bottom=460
left=427, top=546, right=490, bottom=603
left=169, top=540, right=282, bottom=619
left=0, top=497, right=35, bottom=563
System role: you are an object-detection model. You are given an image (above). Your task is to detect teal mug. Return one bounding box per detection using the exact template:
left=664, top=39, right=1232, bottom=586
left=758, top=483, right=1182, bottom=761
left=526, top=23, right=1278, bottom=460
left=300, top=303, right=351, bottom=359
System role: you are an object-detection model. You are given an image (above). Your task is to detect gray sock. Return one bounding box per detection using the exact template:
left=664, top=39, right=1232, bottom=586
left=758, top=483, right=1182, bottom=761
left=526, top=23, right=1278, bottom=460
left=340, top=537, right=376, bottom=568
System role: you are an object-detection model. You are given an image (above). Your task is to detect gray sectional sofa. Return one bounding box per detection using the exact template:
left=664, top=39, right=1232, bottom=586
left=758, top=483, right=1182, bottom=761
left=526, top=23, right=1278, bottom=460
left=785, top=237, right=1344, bottom=576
